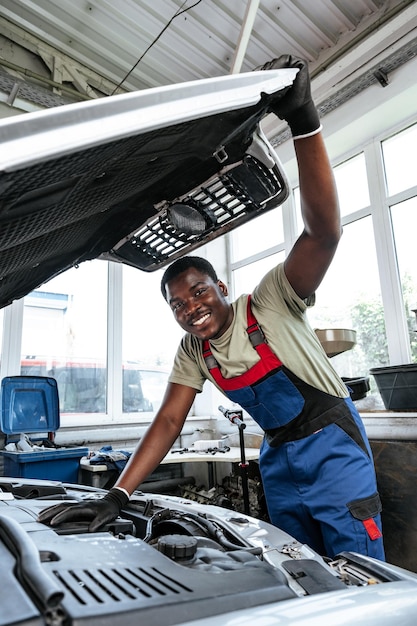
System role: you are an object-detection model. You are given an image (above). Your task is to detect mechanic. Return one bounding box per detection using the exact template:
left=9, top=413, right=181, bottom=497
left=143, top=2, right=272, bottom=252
left=38, top=55, right=385, bottom=561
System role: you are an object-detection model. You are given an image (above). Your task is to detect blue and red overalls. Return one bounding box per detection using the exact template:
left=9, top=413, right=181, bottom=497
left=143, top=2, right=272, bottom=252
left=203, top=295, right=385, bottom=560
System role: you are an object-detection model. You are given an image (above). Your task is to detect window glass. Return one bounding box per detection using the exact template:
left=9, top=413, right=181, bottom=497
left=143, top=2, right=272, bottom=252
left=333, top=153, right=370, bottom=217
left=390, top=196, right=417, bottom=359
left=232, top=251, right=285, bottom=296
left=294, top=155, right=369, bottom=228
left=307, top=217, right=387, bottom=409
left=383, top=124, right=417, bottom=196
left=20, top=261, right=108, bottom=414
left=122, top=366, right=169, bottom=413
left=122, top=265, right=184, bottom=412
left=293, top=154, right=369, bottom=232
left=230, top=207, right=284, bottom=263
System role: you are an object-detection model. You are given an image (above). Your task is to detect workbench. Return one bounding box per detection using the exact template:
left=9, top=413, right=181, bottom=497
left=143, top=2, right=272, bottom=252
left=80, top=446, right=260, bottom=490
left=163, top=447, right=260, bottom=488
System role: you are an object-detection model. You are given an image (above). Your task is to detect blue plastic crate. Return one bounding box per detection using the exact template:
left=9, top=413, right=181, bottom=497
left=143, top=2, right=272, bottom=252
left=1, top=376, right=88, bottom=483
left=1, top=375, right=59, bottom=436
left=1, top=447, right=89, bottom=482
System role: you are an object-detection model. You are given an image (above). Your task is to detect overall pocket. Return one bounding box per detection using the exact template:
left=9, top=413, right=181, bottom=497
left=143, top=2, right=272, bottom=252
left=347, top=492, right=383, bottom=544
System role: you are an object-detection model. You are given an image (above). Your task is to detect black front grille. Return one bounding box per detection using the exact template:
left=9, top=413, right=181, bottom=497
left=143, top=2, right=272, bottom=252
left=113, top=154, right=288, bottom=271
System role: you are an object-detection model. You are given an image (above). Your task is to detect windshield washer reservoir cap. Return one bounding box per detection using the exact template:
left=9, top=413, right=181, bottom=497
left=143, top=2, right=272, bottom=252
left=157, top=534, right=198, bottom=560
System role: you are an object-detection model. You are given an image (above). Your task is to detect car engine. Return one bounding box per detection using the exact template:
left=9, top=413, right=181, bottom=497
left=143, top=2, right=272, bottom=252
left=0, top=477, right=415, bottom=626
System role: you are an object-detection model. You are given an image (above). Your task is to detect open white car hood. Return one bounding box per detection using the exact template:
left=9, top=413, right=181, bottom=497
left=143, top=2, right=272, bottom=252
left=0, top=69, right=296, bottom=309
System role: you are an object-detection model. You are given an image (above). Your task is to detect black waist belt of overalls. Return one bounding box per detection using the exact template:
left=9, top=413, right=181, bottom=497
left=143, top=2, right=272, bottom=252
left=263, top=368, right=368, bottom=453
left=203, top=295, right=369, bottom=455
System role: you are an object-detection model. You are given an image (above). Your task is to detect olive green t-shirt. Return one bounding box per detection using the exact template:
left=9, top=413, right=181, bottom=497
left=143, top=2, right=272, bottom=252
left=168, top=263, right=348, bottom=398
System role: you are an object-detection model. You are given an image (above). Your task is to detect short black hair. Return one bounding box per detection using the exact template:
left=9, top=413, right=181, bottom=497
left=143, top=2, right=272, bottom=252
left=161, top=256, right=218, bottom=300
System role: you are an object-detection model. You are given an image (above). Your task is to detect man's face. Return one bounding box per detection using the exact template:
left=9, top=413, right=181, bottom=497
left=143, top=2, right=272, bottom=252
left=165, top=268, right=233, bottom=340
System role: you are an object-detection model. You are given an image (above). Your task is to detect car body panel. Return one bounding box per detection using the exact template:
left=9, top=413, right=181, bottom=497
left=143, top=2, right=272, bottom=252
left=182, top=582, right=417, bottom=626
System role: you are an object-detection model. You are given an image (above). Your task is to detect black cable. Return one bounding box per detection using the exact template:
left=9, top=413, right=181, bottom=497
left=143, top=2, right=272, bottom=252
left=111, top=0, right=203, bottom=95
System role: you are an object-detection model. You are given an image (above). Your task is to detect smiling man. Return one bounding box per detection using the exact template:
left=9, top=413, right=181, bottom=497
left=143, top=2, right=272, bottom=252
left=38, top=55, right=385, bottom=561
left=163, top=259, right=232, bottom=340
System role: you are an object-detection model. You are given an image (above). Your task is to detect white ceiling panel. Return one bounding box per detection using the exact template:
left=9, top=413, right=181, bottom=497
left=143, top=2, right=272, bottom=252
left=0, top=1, right=414, bottom=84
left=0, top=0, right=416, bottom=129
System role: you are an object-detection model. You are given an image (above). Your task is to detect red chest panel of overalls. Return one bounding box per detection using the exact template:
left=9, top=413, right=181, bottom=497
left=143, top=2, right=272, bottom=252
left=202, top=295, right=282, bottom=391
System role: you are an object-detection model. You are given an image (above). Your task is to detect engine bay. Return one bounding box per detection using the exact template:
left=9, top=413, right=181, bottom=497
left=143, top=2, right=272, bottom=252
left=0, top=477, right=413, bottom=626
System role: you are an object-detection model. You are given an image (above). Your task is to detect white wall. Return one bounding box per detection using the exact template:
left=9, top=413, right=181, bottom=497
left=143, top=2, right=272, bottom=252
left=274, top=55, right=417, bottom=182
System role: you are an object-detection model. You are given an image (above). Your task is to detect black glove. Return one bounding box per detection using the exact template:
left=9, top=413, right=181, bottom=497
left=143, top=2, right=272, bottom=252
left=37, top=487, right=129, bottom=532
left=256, top=54, right=321, bottom=139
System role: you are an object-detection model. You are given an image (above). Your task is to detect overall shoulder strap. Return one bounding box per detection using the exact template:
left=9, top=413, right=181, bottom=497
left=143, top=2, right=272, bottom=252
left=246, top=294, right=267, bottom=348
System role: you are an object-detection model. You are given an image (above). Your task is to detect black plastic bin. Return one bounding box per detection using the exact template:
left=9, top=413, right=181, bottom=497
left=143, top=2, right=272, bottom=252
left=370, top=364, right=417, bottom=411
left=342, top=376, right=370, bottom=401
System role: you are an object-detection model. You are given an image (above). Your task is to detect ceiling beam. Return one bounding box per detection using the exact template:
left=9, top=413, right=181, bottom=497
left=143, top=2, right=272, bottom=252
left=229, top=0, right=261, bottom=74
